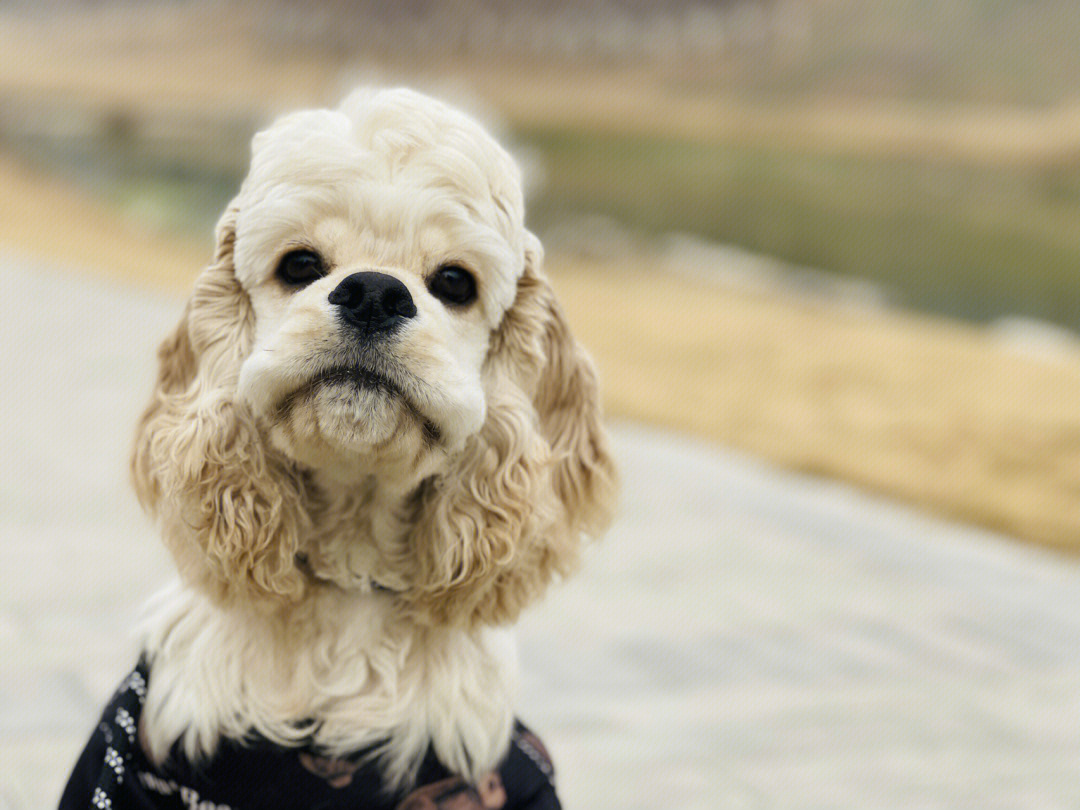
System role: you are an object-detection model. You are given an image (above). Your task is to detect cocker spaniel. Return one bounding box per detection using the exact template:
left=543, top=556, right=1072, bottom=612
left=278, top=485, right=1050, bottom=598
left=60, top=88, right=616, bottom=810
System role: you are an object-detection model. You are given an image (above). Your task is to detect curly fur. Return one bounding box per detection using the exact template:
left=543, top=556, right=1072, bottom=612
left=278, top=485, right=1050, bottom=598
left=129, top=88, right=617, bottom=790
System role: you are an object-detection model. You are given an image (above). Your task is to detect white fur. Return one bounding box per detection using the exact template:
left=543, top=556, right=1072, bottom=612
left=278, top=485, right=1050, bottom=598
left=140, top=582, right=518, bottom=788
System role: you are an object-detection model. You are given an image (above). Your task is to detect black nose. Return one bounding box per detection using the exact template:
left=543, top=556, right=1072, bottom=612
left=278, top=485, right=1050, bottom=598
left=328, top=272, right=417, bottom=337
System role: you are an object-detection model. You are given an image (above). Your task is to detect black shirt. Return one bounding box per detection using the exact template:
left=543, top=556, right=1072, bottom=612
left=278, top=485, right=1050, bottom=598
left=59, top=660, right=560, bottom=810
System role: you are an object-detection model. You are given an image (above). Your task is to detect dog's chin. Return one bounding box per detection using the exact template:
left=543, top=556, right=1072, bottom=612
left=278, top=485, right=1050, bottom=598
left=266, top=370, right=442, bottom=481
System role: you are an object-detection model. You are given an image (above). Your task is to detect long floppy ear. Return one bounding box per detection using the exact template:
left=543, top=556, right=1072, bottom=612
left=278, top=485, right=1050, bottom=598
left=405, top=232, right=618, bottom=626
left=131, top=205, right=308, bottom=606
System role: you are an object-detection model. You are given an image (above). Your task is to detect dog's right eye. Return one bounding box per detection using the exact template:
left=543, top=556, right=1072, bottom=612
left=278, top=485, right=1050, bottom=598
left=276, top=249, right=326, bottom=287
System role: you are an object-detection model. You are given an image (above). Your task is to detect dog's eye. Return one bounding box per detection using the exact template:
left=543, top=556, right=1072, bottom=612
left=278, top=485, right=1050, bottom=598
left=427, top=264, right=477, bottom=307
left=276, top=249, right=326, bottom=287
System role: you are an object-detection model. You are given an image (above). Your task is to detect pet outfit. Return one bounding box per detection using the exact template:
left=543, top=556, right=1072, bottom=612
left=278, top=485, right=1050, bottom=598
left=60, top=660, right=560, bottom=810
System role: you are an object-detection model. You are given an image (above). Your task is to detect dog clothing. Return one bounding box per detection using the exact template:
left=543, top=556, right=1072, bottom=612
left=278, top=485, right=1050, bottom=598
left=59, top=660, right=560, bottom=810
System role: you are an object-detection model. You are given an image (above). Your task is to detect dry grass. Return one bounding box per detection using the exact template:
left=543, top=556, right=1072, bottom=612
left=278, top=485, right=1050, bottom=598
left=3, top=152, right=1080, bottom=553
left=549, top=259, right=1080, bottom=552
left=0, top=151, right=205, bottom=289
left=4, top=3, right=1080, bottom=167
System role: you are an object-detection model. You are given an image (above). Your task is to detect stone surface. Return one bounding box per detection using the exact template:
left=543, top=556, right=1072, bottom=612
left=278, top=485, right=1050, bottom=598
left=3, top=257, right=1080, bottom=809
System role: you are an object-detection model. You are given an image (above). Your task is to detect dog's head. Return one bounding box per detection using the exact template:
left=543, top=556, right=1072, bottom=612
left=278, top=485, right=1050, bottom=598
left=132, top=88, right=617, bottom=626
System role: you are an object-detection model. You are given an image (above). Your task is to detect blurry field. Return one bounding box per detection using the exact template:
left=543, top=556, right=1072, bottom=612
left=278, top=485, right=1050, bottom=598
left=529, top=129, right=1080, bottom=326
left=7, top=1, right=1080, bottom=329
left=4, top=0, right=1080, bottom=552
left=6, top=152, right=1080, bottom=554
left=13, top=110, right=1080, bottom=328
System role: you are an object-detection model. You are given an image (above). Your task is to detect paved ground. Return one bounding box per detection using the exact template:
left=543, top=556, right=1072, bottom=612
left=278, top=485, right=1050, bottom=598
left=3, top=257, right=1080, bottom=809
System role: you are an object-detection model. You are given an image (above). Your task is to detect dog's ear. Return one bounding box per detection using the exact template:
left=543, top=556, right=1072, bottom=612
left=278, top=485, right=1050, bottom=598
left=131, top=204, right=308, bottom=605
left=404, top=232, right=618, bottom=626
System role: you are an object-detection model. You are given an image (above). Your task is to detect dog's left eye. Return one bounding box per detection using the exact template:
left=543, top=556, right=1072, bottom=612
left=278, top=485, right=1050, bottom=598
left=276, top=249, right=326, bottom=287
left=427, top=264, right=477, bottom=307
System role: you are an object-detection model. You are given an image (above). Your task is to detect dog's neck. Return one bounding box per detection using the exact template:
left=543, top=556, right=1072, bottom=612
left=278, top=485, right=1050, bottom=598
left=139, top=581, right=518, bottom=790
left=295, top=466, right=427, bottom=593
left=138, top=467, right=519, bottom=790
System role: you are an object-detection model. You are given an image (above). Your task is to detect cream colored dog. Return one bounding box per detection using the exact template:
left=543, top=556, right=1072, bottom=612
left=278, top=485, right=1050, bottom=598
left=127, top=88, right=616, bottom=794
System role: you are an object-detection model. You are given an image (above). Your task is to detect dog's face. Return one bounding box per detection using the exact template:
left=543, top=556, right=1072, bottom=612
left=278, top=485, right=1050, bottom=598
left=233, top=94, right=527, bottom=479
left=132, top=89, right=616, bottom=626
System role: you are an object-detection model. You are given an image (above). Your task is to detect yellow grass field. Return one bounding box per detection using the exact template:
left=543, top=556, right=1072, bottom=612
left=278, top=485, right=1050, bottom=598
left=4, top=151, right=1080, bottom=554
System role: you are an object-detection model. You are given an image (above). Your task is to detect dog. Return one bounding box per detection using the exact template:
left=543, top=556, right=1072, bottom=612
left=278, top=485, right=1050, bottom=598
left=59, top=87, right=616, bottom=810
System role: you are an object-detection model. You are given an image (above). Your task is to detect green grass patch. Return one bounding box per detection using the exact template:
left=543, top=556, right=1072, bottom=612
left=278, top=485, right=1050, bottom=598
left=3, top=132, right=241, bottom=240
left=522, top=127, right=1080, bottom=328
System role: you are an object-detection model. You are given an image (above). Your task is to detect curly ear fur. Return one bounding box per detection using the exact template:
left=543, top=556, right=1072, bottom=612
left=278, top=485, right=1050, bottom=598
left=131, top=206, right=308, bottom=606
left=405, top=234, right=618, bottom=626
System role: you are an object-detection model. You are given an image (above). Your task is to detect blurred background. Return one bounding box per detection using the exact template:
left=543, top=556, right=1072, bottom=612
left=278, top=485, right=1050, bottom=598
left=5, top=1, right=1080, bottom=808
left=3, top=0, right=1080, bottom=550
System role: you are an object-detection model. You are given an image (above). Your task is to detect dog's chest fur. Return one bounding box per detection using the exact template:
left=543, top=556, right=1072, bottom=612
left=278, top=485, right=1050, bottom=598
left=138, top=582, right=519, bottom=789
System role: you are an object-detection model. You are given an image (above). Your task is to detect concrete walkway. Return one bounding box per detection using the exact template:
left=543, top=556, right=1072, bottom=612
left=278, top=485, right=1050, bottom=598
left=3, top=257, right=1080, bottom=809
